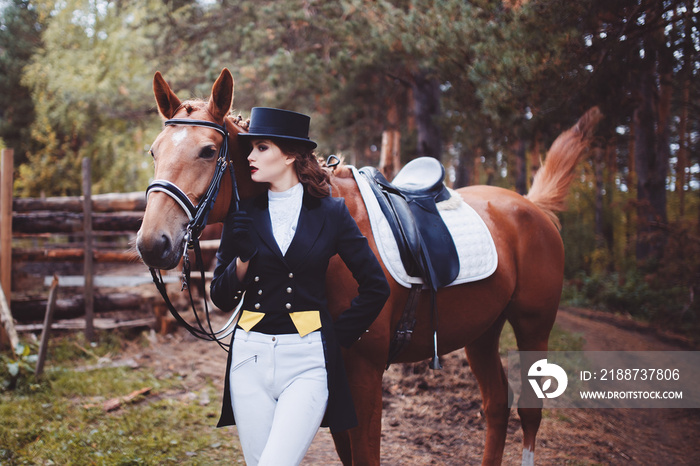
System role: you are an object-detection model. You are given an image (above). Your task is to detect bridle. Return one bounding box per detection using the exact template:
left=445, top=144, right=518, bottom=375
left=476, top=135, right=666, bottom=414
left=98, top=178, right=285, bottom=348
left=145, top=117, right=242, bottom=351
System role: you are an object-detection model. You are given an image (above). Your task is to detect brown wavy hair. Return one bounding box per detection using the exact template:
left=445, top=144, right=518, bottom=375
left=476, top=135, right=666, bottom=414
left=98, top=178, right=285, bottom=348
left=274, top=139, right=331, bottom=198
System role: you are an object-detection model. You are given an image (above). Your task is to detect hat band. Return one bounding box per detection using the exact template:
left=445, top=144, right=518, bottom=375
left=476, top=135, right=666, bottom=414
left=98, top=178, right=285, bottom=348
left=247, top=124, right=310, bottom=140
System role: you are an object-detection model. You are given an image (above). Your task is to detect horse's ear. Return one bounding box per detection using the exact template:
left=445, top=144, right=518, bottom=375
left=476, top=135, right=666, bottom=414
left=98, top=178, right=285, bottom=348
left=153, top=71, right=181, bottom=119
left=208, top=68, right=234, bottom=122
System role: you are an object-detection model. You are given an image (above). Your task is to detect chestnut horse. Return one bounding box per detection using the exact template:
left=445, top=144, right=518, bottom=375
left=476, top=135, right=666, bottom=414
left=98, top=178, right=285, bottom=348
left=136, top=68, right=600, bottom=465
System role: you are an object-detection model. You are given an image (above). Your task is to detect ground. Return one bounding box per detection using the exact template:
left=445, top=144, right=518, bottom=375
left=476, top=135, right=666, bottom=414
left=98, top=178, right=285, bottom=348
left=120, top=302, right=700, bottom=465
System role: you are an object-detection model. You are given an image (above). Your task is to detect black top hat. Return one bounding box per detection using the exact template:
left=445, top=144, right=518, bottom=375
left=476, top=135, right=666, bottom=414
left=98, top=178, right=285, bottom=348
left=239, top=107, right=317, bottom=149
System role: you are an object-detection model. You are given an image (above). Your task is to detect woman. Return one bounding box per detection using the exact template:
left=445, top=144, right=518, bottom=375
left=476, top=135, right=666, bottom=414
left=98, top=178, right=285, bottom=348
left=210, top=107, right=390, bottom=466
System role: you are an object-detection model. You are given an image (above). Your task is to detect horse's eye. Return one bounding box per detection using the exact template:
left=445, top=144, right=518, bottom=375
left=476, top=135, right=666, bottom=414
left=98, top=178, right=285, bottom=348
left=199, top=146, right=217, bottom=159
left=148, top=149, right=154, bottom=158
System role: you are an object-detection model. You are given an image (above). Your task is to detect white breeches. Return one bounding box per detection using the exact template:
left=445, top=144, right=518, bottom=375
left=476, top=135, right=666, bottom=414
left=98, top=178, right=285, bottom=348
left=229, top=329, right=329, bottom=466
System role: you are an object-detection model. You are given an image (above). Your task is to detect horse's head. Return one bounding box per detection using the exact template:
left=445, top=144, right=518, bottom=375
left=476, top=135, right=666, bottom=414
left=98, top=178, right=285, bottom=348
left=136, top=68, right=250, bottom=269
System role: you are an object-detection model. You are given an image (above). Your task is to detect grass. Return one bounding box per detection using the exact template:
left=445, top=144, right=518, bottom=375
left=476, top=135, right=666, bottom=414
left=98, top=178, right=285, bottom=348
left=0, top=332, right=242, bottom=465
left=0, top=320, right=584, bottom=465
left=499, top=320, right=585, bottom=355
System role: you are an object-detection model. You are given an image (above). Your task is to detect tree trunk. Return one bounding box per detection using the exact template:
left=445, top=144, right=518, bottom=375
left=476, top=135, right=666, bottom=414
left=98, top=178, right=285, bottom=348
left=380, top=101, right=401, bottom=181
left=677, top=0, right=694, bottom=217
left=634, top=45, right=670, bottom=266
left=603, top=140, right=616, bottom=258
left=593, top=147, right=605, bottom=247
left=411, top=69, right=442, bottom=160
left=514, top=139, right=527, bottom=195
left=529, top=132, right=542, bottom=187
left=677, top=79, right=689, bottom=217
left=634, top=69, right=658, bottom=263
left=454, top=151, right=473, bottom=189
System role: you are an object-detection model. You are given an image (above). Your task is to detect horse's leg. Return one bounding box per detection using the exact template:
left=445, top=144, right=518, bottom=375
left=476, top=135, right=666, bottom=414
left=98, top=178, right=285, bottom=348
left=343, top=347, right=385, bottom=466
left=465, top=314, right=510, bottom=466
left=331, top=431, right=352, bottom=466
left=508, top=305, right=558, bottom=466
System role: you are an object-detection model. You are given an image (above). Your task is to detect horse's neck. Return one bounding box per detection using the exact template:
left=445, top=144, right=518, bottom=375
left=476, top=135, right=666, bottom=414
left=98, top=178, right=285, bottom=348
left=331, top=172, right=368, bottom=221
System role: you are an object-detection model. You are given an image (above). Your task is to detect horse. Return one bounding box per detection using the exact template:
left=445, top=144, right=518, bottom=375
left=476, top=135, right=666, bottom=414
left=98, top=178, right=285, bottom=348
left=136, top=68, right=601, bottom=465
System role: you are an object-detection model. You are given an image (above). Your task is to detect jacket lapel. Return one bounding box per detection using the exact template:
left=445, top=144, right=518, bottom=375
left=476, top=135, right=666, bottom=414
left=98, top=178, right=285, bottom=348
left=249, top=193, right=285, bottom=263
left=248, top=188, right=325, bottom=269
left=283, top=190, right=324, bottom=269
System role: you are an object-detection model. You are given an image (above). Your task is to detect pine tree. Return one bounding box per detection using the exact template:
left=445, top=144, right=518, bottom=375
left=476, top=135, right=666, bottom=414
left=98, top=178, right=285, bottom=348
left=0, top=0, right=42, bottom=167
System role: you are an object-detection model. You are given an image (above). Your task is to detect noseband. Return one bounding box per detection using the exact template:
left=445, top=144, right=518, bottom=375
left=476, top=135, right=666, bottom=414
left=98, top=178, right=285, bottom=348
left=145, top=118, right=242, bottom=350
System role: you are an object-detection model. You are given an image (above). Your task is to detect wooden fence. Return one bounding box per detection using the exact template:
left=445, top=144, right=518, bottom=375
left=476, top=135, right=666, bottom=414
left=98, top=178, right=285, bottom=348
left=0, top=153, right=191, bottom=345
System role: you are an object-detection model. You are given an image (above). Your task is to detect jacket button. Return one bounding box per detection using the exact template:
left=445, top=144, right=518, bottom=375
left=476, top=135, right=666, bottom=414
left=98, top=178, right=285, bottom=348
left=288, top=273, right=294, bottom=279
left=255, top=303, right=261, bottom=310
left=286, top=287, right=292, bottom=294
left=258, top=289, right=263, bottom=295
left=254, top=276, right=260, bottom=282
left=285, top=303, right=292, bottom=310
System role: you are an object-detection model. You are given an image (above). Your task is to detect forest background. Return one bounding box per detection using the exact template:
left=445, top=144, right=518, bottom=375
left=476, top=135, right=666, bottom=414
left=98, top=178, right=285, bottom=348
left=1, top=0, right=699, bottom=339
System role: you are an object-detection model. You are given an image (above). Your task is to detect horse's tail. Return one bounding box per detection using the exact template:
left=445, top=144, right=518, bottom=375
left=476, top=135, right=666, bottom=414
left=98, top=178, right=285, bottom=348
left=526, top=107, right=603, bottom=229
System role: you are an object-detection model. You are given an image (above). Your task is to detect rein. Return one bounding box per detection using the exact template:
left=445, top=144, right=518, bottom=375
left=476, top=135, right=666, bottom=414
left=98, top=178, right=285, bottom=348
left=146, top=118, right=241, bottom=351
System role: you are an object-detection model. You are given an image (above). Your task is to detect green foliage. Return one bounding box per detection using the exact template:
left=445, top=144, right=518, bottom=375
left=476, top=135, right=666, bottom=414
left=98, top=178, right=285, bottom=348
left=563, top=272, right=660, bottom=318
left=562, top=268, right=700, bottom=340
left=500, top=321, right=584, bottom=356
left=0, top=0, right=41, bottom=166
left=0, top=342, right=38, bottom=391
left=16, top=0, right=167, bottom=196
left=0, top=333, right=241, bottom=464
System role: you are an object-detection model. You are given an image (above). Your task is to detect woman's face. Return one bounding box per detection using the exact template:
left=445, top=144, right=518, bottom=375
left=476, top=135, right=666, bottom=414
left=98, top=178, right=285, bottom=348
left=247, top=139, right=296, bottom=189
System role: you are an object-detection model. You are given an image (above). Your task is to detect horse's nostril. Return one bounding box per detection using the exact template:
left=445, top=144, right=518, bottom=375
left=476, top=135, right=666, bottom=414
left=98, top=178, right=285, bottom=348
left=136, top=230, right=181, bottom=269
left=159, top=233, right=172, bottom=259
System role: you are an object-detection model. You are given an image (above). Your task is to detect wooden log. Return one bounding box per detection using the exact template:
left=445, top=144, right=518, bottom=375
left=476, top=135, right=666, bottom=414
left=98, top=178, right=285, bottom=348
left=12, top=231, right=139, bottom=240
left=92, top=386, right=152, bottom=412
left=10, top=292, right=145, bottom=321
left=1, top=149, right=12, bottom=310
left=198, top=239, right=220, bottom=250
left=12, top=191, right=145, bottom=213
left=83, top=158, right=95, bottom=341
left=12, top=211, right=143, bottom=234
left=42, top=274, right=179, bottom=288
left=35, top=275, right=59, bottom=378
left=0, top=283, right=19, bottom=351
left=151, top=300, right=178, bottom=335
left=12, top=248, right=142, bottom=263
left=16, top=317, right=156, bottom=332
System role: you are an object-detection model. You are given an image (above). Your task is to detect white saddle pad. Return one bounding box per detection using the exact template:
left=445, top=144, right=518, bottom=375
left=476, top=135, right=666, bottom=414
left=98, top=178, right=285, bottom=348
left=351, top=166, right=498, bottom=289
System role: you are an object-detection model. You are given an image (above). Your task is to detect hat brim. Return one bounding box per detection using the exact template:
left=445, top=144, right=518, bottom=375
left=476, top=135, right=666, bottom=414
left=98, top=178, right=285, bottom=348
left=238, top=132, right=317, bottom=149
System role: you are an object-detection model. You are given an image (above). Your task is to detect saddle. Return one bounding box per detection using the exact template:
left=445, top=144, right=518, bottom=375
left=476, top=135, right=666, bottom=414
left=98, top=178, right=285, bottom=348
left=359, top=157, right=460, bottom=291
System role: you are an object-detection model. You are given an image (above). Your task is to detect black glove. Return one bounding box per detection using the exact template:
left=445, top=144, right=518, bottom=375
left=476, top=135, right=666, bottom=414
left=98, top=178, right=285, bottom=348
left=223, top=210, right=257, bottom=262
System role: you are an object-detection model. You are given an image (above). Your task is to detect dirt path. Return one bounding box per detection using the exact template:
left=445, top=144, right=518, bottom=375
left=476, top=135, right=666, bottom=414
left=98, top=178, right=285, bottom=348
left=127, top=307, right=700, bottom=465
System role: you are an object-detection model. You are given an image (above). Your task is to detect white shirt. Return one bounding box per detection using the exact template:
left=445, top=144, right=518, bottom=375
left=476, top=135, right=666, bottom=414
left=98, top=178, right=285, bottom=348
left=268, top=182, right=303, bottom=255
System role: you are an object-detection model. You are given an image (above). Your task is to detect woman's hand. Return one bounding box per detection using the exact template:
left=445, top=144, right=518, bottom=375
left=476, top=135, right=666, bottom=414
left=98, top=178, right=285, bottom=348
left=224, top=210, right=257, bottom=263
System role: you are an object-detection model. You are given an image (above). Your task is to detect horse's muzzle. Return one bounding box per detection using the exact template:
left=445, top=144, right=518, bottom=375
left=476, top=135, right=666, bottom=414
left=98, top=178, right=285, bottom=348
left=136, top=229, right=184, bottom=270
